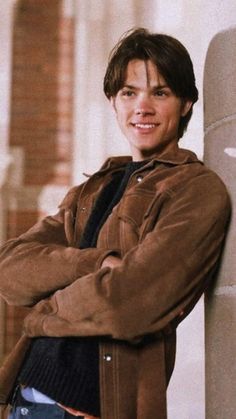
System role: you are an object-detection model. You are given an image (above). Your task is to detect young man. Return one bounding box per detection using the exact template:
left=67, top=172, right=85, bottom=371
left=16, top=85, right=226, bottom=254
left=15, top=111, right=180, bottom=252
left=0, top=28, right=230, bottom=419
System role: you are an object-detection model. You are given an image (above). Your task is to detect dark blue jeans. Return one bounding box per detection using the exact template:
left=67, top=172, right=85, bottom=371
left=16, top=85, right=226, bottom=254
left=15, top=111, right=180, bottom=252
left=8, top=402, right=83, bottom=418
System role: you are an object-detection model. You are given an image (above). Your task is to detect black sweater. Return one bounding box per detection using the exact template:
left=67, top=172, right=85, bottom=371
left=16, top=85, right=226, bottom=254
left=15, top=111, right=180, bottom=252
left=19, top=161, right=146, bottom=416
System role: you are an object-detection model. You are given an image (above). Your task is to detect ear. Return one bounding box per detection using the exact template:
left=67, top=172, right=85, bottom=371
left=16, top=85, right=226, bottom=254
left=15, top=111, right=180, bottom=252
left=181, top=100, right=193, bottom=117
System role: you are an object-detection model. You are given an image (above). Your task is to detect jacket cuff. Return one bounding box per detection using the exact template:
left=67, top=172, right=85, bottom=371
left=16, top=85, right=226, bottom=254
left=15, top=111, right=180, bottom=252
left=95, top=249, right=121, bottom=270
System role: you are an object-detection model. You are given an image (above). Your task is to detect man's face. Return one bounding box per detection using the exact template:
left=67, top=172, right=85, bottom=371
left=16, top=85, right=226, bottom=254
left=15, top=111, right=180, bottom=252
left=111, top=59, right=192, bottom=161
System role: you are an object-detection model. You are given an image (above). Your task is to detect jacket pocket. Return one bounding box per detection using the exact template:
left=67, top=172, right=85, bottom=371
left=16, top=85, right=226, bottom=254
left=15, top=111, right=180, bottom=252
left=116, top=190, right=157, bottom=231
left=114, top=191, right=158, bottom=254
left=139, top=192, right=164, bottom=241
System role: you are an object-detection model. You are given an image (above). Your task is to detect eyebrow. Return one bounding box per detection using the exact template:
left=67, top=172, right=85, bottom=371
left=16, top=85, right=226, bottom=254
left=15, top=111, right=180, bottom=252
left=152, top=84, right=170, bottom=89
left=122, top=84, right=170, bottom=90
left=122, top=84, right=137, bottom=89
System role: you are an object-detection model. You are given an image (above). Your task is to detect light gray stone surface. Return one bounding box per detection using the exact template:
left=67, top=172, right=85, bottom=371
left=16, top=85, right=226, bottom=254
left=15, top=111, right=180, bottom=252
left=204, top=27, right=236, bottom=419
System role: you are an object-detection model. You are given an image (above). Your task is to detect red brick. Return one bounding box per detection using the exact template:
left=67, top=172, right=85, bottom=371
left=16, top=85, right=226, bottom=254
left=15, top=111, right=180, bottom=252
left=5, top=0, right=75, bottom=359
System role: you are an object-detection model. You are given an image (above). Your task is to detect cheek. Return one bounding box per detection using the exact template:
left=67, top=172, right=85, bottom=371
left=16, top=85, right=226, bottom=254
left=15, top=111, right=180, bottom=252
left=116, top=110, right=124, bottom=123
left=116, top=108, right=129, bottom=124
left=116, top=112, right=128, bottom=133
left=161, top=106, right=182, bottom=124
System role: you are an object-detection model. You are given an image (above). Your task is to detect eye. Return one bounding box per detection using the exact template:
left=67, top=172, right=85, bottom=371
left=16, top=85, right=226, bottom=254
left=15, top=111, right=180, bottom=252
left=121, top=89, right=135, bottom=97
left=154, top=89, right=167, bottom=97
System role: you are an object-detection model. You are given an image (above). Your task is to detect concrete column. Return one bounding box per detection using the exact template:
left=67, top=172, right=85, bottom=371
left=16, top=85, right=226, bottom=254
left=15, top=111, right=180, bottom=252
left=204, top=28, right=236, bottom=419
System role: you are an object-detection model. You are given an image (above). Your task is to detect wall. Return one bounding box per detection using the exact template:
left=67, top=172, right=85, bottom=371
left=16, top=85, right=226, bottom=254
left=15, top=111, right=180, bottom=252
left=0, top=0, right=15, bottom=370
left=1, top=0, right=75, bottom=360
left=204, top=27, right=236, bottom=419
left=0, top=3, right=15, bottom=418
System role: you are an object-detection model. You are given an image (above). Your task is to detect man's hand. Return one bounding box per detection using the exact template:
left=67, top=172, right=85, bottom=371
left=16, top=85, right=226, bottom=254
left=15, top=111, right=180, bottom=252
left=101, top=255, right=122, bottom=269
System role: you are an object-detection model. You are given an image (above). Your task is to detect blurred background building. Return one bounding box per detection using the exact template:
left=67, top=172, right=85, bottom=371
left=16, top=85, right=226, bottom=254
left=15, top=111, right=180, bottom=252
left=0, top=1, right=235, bottom=418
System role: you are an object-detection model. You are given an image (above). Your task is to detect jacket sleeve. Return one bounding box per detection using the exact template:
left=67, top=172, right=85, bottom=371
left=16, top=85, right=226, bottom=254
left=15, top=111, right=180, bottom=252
left=23, top=173, right=231, bottom=341
left=0, top=186, right=115, bottom=307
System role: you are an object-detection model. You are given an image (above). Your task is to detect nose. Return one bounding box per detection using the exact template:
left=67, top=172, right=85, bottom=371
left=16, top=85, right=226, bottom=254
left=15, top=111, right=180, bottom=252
left=135, top=95, right=155, bottom=116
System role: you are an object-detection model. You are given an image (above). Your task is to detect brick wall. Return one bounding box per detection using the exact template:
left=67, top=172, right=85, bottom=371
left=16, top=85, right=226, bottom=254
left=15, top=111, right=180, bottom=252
left=4, top=0, right=74, bottom=358
left=10, top=0, right=73, bottom=186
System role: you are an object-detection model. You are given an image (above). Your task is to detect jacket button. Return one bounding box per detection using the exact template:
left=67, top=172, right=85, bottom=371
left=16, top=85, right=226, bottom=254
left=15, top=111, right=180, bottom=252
left=136, top=175, right=143, bottom=182
left=20, top=407, right=29, bottom=415
left=103, top=353, right=112, bottom=362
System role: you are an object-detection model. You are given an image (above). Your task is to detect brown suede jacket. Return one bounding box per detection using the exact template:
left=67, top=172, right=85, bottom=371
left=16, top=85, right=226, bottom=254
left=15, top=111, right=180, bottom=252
left=0, top=148, right=231, bottom=418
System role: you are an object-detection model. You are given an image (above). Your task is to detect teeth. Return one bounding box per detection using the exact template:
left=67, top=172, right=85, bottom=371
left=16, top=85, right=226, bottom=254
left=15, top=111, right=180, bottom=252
left=135, top=124, right=156, bottom=129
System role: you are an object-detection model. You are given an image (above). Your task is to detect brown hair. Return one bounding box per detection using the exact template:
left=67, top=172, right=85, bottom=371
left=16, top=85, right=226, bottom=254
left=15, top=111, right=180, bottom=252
left=104, top=28, right=198, bottom=139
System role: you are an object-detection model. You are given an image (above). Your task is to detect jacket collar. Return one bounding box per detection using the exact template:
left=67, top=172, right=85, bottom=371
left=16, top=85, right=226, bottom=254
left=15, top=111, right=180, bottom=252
left=100, top=148, right=201, bottom=172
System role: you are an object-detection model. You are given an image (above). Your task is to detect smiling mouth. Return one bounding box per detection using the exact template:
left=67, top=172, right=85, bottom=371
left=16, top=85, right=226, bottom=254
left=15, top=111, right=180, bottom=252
left=132, top=123, right=158, bottom=129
